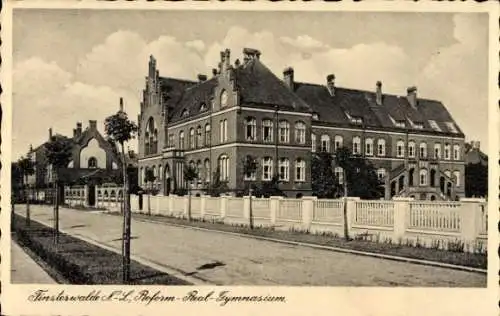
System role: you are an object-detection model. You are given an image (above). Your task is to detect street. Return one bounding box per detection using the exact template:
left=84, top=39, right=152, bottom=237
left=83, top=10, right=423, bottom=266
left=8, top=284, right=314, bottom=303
left=16, top=205, right=486, bottom=287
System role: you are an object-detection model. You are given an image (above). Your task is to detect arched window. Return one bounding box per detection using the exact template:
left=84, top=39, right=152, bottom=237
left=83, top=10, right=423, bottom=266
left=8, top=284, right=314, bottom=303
left=204, top=159, right=211, bottom=183
left=453, top=145, right=460, bottom=160
left=278, top=120, right=290, bottom=143
left=88, top=157, right=98, bottom=168
left=152, top=165, right=157, bottom=181
left=419, top=169, right=428, bottom=186
left=434, top=143, right=441, bottom=159
left=219, top=119, right=228, bottom=143
left=396, top=140, right=405, bottom=158
left=245, top=117, right=257, bottom=141
left=220, top=90, right=229, bottom=108
left=365, top=138, right=374, bottom=156
left=189, top=128, right=195, bottom=149
left=197, top=126, right=203, bottom=148
left=295, top=159, right=306, bottom=182
left=352, top=136, right=361, bottom=155
left=278, top=158, right=290, bottom=182
left=377, top=168, right=386, bottom=181
left=196, top=160, right=202, bottom=182
left=430, top=169, right=437, bottom=187
left=334, top=167, right=344, bottom=184
left=408, top=141, right=416, bottom=158
left=262, top=157, right=273, bottom=181
left=377, top=139, right=386, bottom=156
left=218, top=155, right=230, bottom=181
left=179, top=131, right=185, bottom=150
left=334, top=135, right=343, bottom=151
left=145, top=117, right=157, bottom=155
left=294, top=121, right=306, bottom=144
left=444, top=143, right=451, bottom=160
left=311, top=133, right=316, bottom=152
left=320, top=135, right=330, bottom=152
left=453, top=170, right=461, bottom=187
left=139, top=167, right=143, bottom=186
left=445, top=170, right=451, bottom=179
left=159, top=165, right=163, bottom=181
left=205, top=124, right=211, bottom=146
left=419, top=142, right=427, bottom=158
left=262, top=119, right=273, bottom=142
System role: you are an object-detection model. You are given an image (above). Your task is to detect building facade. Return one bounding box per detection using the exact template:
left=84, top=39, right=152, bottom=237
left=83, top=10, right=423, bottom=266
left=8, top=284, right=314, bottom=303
left=137, top=48, right=466, bottom=200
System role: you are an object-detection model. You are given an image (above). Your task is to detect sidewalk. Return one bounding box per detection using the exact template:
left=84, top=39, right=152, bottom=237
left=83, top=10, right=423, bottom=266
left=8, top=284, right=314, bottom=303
left=11, top=240, right=56, bottom=284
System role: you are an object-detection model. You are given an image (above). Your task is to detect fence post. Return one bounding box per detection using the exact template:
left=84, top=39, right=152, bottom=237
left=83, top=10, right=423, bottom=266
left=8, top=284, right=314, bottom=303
left=393, top=197, right=411, bottom=242
left=301, top=196, right=316, bottom=231
left=345, top=197, right=360, bottom=238
left=183, top=195, right=189, bottom=218
left=460, top=200, right=479, bottom=252
left=84, top=185, right=89, bottom=207
left=220, top=196, right=227, bottom=219
left=243, top=196, right=250, bottom=222
left=200, top=195, right=206, bottom=218
left=167, top=195, right=174, bottom=216
left=269, top=196, right=281, bottom=224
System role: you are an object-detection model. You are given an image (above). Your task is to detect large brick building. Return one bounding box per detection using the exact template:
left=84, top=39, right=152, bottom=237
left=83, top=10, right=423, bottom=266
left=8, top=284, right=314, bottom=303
left=137, top=48, right=466, bottom=200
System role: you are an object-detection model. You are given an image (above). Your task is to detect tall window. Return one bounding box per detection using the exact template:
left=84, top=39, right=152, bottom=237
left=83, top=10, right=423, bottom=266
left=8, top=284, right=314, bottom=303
left=204, top=159, right=211, bottom=183
left=365, top=138, right=374, bottom=156
left=159, top=165, right=163, bottom=181
left=196, top=126, right=203, bottom=148
left=295, top=159, right=306, bottom=182
left=419, top=169, right=428, bottom=186
left=219, top=120, right=228, bottom=143
left=320, top=135, right=330, bottom=152
left=220, top=90, right=228, bottom=108
left=262, top=119, right=273, bottom=142
left=377, top=139, right=386, bottom=156
left=419, top=142, right=427, bottom=158
left=205, top=124, right=211, bottom=146
left=245, top=117, right=256, bottom=141
left=334, top=135, right=343, bottom=151
left=168, top=134, right=174, bottom=148
left=453, top=171, right=461, bottom=187
left=189, top=128, right=195, bottom=149
left=396, top=140, right=405, bottom=158
left=279, top=120, right=290, bottom=143
left=444, top=144, right=451, bottom=160
left=377, top=168, right=386, bottom=181
left=334, top=167, right=344, bottom=184
left=434, top=144, right=441, bottom=159
left=218, top=155, right=230, bottom=181
left=243, top=156, right=257, bottom=180
left=179, top=131, right=185, bottom=150
left=352, top=136, right=361, bottom=155
left=408, top=141, right=416, bottom=158
left=445, top=170, right=451, bottom=179
left=311, top=133, right=316, bottom=152
left=278, top=158, right=289, bottom=182
left=88, top=157, right=98, bottom=168
left=453, top=145, right=460, bottom=160
left=295, top=122, right=306, bottom=144
left=262, top=157, right=273, bottom=181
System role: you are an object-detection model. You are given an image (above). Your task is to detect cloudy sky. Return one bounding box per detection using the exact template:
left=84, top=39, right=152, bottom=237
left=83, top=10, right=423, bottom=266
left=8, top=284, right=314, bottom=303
left=12, top=10, right=489, bottom=160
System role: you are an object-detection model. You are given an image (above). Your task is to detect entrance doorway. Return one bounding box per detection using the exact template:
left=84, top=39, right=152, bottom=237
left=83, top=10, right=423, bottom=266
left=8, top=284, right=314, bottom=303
left=88, top=185, right=96, bottom=206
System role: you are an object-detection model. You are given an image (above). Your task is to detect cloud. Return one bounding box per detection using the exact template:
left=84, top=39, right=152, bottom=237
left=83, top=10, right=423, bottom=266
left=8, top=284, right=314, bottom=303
left=280, top=35, right=328, bottom=50
left=185, top=40, right=206, bottom=52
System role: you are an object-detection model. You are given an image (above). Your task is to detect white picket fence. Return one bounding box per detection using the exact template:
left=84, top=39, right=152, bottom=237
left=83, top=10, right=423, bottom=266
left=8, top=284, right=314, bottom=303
left=125, top=194, right=488, bottom=253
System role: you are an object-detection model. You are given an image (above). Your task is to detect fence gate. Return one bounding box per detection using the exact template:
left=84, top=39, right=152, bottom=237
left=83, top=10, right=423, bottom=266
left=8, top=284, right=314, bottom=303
left=88, top=185, right=96, bottom=206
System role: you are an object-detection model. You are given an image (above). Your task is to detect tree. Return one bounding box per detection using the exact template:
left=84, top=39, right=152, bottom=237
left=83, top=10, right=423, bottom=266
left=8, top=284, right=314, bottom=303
left=311, top=152, right=339, bottom=198
left=243, top=155, right=258, bottom=229
left=143, top=168, right=156, bottom=215
left=465, top=163, right=488, bottom=197
left=11, top=162, right=24, bottom=228
left=44, top=135, right=74, bottom=243
left=104, top=98, right=138, bottom=284
left=183, top=163, right=198, bottom=221
left=17, top=156, right=35, bottom=225
left=205, top=167, right=229, bottom=197
left=334, top=146, right=383, bottom=240
left=257, top=175, right=284, bottom=198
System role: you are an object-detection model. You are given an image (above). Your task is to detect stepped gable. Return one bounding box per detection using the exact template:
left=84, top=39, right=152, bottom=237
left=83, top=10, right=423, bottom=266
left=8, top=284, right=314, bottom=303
left=168, top=77, right=218, bottom=123
left=158, top=77, right=198, bottom=120
left=233, top=58, right=312, bottom=112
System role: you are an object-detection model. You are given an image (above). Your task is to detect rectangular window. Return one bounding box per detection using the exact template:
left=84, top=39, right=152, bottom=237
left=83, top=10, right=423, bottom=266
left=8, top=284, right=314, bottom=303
left=365, top=143, right=373, bottom=156
left=168, top=134, right=174, bottom=147
left=263, top=123, right=273, bottom=142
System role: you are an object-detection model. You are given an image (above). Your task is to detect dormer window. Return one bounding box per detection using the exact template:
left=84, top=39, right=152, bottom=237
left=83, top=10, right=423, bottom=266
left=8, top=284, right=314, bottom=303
left=428, top=120, right=441, bottom=131
left=389, top=115, right=406, bottom=128
left=200, top=103, right=207, bottom=112
left=312, top=113, right=319, bottom=120
left=181, top=109, right=190, bottom=117
left=345, top=111, right=362, bottom=125
left=445, top=122, right=458, bottom=133
left=408, top=118, right=423, bottom=129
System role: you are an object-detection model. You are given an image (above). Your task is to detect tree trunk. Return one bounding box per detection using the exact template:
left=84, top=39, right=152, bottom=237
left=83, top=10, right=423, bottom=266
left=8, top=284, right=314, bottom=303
left=249, top=183, right=254, bottom=230
left=121, top=143, right=131, bottom=284
left=147, top=183, right=151, bottom=216
left=25, top=175, right=30, bottom=227
left=187, top=181, right=192, bottom=221
left=54, top=179, right=60, bottom=244
left=342, top=169, right=350, bottom=241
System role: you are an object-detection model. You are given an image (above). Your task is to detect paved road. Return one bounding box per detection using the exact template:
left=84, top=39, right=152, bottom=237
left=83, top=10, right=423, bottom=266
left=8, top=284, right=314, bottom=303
left=18, top=205, right=486, bottom=287
left=11, top=240, right=56, bottom=284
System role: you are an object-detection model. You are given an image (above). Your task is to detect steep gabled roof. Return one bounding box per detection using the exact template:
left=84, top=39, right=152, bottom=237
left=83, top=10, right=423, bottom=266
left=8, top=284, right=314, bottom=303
left=169, top=78, right=218, bottom=123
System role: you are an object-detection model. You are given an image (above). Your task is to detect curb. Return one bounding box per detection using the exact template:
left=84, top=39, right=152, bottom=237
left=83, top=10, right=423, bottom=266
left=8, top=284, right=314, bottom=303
left=105, top=212, right=487, bottom=275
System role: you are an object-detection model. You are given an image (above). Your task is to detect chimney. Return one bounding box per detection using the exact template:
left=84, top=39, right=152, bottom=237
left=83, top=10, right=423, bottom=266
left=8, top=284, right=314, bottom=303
left=73, top=128, right=77, bottom=138
left=119, top=97, right=124, bottom=112
left=472, top=141, right=480, bottom=150
left=326, top=74, right=335, bottom=96
left=76, top=122, right=82, bottom=137
left=242, top=48, right=261, bottom=64
left=49, top=128, right=53, bottom=140
left=197, top=74, right=207, bottom=82
left=376, top=81, right=383, bottom=105
left=89, top=120, right=97, bottom=130
left=234, top=58, right=241, bottom=67
left=283, top=67, right=294, bottom=90
left=212, top=68, right=218, bottom=77
left=407, top=86, right=417, bottom=108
